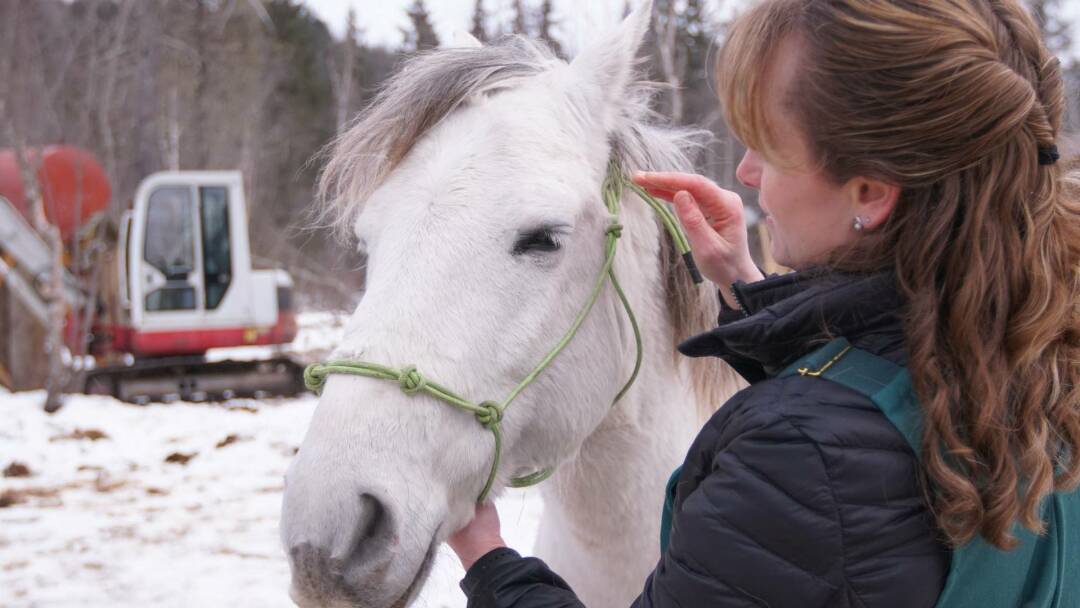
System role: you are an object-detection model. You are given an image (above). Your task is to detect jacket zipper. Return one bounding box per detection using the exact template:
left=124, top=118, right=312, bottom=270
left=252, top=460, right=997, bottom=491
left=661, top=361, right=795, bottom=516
left=731, top=282, right=751, bottom=317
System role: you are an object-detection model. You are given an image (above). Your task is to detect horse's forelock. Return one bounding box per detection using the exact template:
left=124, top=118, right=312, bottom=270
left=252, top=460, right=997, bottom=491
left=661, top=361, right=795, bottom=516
left=315, top=37, right=557, bottom=240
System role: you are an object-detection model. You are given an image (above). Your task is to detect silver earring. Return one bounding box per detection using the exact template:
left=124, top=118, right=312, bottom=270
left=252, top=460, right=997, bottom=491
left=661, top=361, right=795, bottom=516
left=853, top=216, right=868, bottom=232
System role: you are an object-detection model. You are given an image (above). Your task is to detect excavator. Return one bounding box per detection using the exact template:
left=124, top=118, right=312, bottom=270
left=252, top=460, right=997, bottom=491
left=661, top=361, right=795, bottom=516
left=0, top=145, right=306, bottom=403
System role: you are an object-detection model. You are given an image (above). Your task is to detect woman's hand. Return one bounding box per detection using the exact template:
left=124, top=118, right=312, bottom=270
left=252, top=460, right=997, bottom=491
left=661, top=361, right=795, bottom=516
left=448, top=502, right=506, bottom=570
left=633, top=171, right=763, bottom=305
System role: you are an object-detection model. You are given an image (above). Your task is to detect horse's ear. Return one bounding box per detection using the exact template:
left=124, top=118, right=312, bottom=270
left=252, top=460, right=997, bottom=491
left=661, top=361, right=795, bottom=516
left=448, top=30, right=484, bottom=49
left=568, top=0, right=652, bottom=115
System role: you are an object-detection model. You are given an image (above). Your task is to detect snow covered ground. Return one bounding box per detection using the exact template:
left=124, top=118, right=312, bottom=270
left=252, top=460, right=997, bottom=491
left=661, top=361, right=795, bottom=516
left=0, top=313, right=543, bottom=607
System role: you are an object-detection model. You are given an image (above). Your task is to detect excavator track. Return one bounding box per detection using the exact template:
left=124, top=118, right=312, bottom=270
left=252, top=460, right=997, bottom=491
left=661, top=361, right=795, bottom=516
left=82, top=356, right=308, bottom=404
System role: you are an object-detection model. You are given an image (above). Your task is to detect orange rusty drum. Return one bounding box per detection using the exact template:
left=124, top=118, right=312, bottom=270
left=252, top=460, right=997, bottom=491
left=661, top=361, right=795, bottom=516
left=0, top=145, right=111, bottom=242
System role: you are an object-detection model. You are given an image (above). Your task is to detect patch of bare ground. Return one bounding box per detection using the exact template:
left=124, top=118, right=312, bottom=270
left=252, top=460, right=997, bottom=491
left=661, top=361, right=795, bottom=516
left=216, top=434, right=248, bottom=449
left=0, top=489, right=20, bottom=508
left=3, top=461, right=32, bottom=477
left=164, top=452, right=197, bottom=465
left=0, top=486, right=63, bottom=508
left=50, top=428, right=109, bottom=442
left=0, top=473, right=128, bottom=509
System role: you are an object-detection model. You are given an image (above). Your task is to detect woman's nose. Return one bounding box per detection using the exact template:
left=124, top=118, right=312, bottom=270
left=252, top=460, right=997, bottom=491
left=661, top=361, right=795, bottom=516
left=736, top=149, right=762, bottom=190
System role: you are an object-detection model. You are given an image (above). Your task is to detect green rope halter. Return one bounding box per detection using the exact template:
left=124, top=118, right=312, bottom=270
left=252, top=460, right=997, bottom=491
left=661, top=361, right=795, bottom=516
left=304, top=159, right=700, bottom=503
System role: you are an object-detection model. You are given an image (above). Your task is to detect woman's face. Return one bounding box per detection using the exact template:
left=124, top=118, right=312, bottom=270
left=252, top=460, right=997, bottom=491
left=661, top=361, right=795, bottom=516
left=734, top=37, right=870, bottom=269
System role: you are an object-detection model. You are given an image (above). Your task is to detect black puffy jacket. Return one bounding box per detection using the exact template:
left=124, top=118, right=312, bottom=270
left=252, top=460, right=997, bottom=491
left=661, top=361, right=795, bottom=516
left=460, top=270, right=950, bottom=608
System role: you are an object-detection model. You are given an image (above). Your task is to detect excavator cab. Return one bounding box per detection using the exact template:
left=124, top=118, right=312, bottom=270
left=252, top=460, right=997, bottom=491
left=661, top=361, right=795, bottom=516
left=118, top=171, right=296, bottom=357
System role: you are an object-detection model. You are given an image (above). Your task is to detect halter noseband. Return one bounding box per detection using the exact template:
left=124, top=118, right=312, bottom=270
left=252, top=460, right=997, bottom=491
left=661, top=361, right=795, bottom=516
left=304, top=159, right=701, bottom=503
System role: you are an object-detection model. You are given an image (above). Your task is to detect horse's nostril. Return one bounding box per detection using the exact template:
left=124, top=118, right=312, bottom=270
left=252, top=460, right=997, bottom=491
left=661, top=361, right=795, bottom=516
left=286, top=493, right=398, bottom=604
left=358, top=492, right=389, bottom=544
left=340, top=492, right=395, bottom=569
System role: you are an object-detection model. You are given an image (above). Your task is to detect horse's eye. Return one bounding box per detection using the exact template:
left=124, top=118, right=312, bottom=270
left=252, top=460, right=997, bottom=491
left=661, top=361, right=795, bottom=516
left=512, top=228, right=562, bottom=255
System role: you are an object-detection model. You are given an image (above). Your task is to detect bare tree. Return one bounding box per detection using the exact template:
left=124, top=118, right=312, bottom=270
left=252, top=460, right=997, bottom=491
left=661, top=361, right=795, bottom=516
left=329, top=8, right=358, bottom=135
left=191, top=0, right=212, bottom=167
left=2, top=135, right=69, bottom=412
left=0, top=2, right=83, bottom=412
left=97, top=0, right=136, bottom=195
left=653, top=0, right=685, bottom=124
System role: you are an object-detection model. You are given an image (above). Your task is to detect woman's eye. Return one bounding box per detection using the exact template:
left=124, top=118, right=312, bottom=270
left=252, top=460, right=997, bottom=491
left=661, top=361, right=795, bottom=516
left=512, top=228, right=562, bottom=255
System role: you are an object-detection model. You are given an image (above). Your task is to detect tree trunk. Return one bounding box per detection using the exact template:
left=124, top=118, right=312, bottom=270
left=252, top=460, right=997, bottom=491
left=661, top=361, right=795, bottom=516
left=6, top=138, right=69, bottom=412
left=334, top=9, right=357, bottom=135
left=654, top=3, right=684, bottom=124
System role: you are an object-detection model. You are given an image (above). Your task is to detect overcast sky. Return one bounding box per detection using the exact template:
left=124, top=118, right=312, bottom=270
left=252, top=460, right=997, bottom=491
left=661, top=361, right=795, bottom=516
left=303, top=0, right=1080, bottom=58
left=303, top=0, right=728, bottom=53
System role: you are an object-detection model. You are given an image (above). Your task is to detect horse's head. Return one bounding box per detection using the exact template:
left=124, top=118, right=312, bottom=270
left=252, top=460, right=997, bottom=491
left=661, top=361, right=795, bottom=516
left=281, top=2, right=717, bottom=605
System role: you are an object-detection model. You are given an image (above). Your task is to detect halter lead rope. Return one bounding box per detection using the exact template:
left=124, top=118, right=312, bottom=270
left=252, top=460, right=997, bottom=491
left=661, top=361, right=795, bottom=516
left=304, top=160, right=701, bottom=503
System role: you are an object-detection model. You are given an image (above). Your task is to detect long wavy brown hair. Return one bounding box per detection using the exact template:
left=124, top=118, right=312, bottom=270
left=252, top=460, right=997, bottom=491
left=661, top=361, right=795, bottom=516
left=717, top=0, right=1080, bottom=549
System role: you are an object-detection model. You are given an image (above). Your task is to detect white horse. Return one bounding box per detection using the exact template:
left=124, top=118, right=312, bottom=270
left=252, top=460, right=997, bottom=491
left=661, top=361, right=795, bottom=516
left=281, top=3, right=742, bottom=607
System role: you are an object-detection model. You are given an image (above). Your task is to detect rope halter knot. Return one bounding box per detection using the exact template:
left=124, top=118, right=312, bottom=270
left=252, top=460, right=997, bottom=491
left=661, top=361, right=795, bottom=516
left=397, top=366, right=427, bottom=394
left=475, top=400, right=504, bottom=430
left=304, top=365, right=329, bottom=394
left=605, top=221, right=624, bottom=239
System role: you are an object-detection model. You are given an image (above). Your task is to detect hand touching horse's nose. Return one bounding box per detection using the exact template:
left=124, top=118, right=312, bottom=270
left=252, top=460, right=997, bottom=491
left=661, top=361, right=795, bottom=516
left=448, top=502, right=506, bottom=570
left=633, top=171, right=763, bottom=300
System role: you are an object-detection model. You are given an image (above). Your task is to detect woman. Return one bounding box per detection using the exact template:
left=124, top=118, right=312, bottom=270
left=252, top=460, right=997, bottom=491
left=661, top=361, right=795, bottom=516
left=447, top=0, right=1080, bottom=606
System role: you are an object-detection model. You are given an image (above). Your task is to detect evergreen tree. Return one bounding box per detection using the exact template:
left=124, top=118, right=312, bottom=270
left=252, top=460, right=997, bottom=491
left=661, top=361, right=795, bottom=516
left=511, top=0, right=530, bottom=35
left=403, top=0, right=439, bottom=51
left=680, top=0, right=715, bottom=123
left=470, top=0, right=488, bottom=43
left=651, top=0, right=715, bottom=125
left=537, top=0, right=563, bottom=57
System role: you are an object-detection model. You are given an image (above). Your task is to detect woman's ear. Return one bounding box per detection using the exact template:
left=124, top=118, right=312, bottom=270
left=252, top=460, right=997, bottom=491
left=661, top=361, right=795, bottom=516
left=847, top=176, right=900, bottom=230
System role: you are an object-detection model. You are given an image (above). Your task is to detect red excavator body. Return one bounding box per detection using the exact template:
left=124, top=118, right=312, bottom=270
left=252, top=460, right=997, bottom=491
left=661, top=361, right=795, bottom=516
left=0, top=146, right=303, bottom=402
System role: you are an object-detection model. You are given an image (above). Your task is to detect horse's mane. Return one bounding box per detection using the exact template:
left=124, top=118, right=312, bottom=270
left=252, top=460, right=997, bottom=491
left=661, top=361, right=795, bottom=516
left=316, top=36, right=742, bottom=419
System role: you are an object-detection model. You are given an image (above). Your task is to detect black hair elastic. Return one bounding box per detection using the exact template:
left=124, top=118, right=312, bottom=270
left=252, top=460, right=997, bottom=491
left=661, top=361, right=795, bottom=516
left=1038, top=145, right=1060, bottom=166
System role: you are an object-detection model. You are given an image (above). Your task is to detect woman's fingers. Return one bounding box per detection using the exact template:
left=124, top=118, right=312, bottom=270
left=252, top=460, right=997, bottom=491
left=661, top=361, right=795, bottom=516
left=447, top=501, right=506, bottom=570
left=633, top=171, right=706, bottom=196
left=633, top=171, right=740, bottom=222
left=636, top=184, right=680, bottom=202
left=632, top=171, right=759, bottom=288
left=673, top=191, right=722, bottom=253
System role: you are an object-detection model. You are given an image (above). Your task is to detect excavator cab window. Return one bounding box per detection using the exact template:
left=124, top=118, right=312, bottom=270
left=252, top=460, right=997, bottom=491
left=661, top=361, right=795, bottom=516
left=144, top=186, right=196, bottom=311
left=199, top=186, right=231, bottom=309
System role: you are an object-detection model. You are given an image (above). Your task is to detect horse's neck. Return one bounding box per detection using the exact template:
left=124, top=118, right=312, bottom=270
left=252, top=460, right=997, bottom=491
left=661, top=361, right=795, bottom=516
left=535, top=213, right=703, bottom=607
left=548, top=345, right=698, bottom=527
left=537, top=344, right=698, bottom=607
